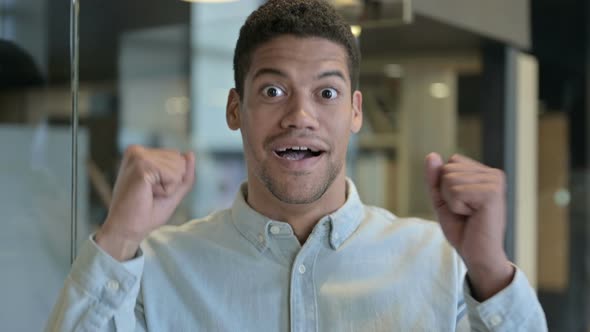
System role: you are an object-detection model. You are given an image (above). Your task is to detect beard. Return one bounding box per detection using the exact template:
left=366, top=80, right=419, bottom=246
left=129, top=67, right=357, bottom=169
left=255, top=154, right=343, bottom=204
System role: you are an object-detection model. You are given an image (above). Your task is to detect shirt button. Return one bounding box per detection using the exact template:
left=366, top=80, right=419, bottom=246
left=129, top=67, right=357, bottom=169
left=333, top=232, right=340, bottom=240
left=298, top=264, right=306, bottom=274
left=106, top=280, right=120, bottom=291
left=257, top=233, right=264, bottom=243
left=270, top=225, right=281, bottom=235
left=489, top=314, right=503, bottom=327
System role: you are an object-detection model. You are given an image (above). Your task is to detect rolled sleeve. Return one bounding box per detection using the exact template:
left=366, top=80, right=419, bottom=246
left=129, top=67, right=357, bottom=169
left=463, top=266, right=548, bottom=331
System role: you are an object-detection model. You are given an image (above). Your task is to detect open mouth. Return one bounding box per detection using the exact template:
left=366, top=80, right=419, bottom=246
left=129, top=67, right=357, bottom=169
left=274, top=146, right=324, bottom=161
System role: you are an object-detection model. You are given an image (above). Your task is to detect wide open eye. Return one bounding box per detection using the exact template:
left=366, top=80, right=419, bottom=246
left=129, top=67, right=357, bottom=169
left=320, top=88, right=338, bottom=100
left=262, top=85, right=286, bottom=98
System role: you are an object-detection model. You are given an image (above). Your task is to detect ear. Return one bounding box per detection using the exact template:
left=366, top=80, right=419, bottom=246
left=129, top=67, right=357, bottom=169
left=350, top=90, right=363, bottom=133
left=226, top=88, right=241, bottom=131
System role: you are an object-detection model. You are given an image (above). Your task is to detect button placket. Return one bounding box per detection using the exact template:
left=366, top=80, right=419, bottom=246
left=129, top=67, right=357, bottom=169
left=289, top=230, right=323, bottom=332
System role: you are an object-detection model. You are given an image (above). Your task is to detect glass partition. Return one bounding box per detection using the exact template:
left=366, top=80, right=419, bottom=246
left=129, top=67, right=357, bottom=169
left=0, top=0, right=89, bottom=330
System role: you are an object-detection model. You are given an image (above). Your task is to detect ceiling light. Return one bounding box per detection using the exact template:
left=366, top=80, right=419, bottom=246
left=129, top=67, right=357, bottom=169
left=350, top=25, right=362, bottom=38
left=429, top=83, right=450, bottom=99
left=181, top=0, right=238, bottom=3
left=331, top=0, right=361, bottom=6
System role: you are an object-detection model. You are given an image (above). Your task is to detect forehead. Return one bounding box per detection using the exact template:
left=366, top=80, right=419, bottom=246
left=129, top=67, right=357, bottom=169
left=247, top=36, right=350, bottom=79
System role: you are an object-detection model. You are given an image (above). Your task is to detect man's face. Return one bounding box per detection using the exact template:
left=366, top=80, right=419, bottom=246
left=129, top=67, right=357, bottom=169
left=227, top=35, right=362, bottom=204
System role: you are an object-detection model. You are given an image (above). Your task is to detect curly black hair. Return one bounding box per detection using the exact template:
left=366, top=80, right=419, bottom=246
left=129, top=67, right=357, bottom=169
left=233, top=0, right=360, bottom=98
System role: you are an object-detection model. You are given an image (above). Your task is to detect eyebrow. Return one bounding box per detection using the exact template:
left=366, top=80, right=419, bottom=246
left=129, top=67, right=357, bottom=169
left=252, top=68, right=287, bottom=80
left=252, top=68, right=348, bottom=83
left=316, top=70, right=347, bottom=82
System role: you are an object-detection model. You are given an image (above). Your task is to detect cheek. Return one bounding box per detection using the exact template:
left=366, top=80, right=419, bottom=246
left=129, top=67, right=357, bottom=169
left=241, top=112, right=275, bottom=151
left=321, top=112, right=352, bottom=136
left=328, top=121, right=351, bottom=155
left=242, top=127, right=262, bottom=152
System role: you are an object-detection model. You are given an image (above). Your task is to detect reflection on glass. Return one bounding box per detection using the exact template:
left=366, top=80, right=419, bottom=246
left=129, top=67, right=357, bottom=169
left=0, top=0, right=88, bottom=330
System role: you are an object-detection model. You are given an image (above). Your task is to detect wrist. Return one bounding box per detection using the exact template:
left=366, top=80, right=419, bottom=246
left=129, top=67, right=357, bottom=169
left=466, top=258, right=515, bottom=301
left=95, top=224, right=142, bottom=262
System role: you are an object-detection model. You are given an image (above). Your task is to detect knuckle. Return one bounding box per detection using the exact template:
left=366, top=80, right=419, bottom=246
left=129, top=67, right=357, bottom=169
left=124, top=146, right=147, bottom=167
left=140, top=170, right=155, bottom=183
left=161, top=148, right=181, bottom=158
left=489, top=167, right=505, bottom=180
left=442, top=172, right=459, bottom=183
left=125, top=144, right=143, bottom=157
left=441, top=164, right=454, bottom=175
left=491, top=169, right=506, bottom=186
left=449, top=185, right=462, bottom=196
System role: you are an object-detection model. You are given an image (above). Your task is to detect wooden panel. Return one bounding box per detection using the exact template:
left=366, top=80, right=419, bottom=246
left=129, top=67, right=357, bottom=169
left=514, top=52, right=538, bottom=287
left=537, top=113, right=569, bottom=291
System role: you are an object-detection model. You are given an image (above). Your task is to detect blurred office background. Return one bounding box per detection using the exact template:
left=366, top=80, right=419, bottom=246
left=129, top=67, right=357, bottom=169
left=0, top=0, right=587, bottom=330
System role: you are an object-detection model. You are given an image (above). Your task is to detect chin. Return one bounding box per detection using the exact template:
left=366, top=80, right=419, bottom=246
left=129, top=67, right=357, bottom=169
left=262, top=170, right=337, bottom=205
left=272, top=186, right=327, bottom=205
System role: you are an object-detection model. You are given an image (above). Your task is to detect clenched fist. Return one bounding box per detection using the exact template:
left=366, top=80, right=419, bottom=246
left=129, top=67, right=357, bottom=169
left=96, top=145, right=196, bottom=261
left=425, top=153, right=514, bottom=301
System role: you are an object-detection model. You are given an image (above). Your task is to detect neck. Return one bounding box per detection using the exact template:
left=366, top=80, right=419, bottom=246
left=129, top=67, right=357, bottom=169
left=246, top=175, right=347, bottom=244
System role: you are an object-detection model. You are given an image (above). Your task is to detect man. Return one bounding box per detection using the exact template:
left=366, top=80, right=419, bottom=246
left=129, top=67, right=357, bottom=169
left=47, top=0, right=547, bottom=331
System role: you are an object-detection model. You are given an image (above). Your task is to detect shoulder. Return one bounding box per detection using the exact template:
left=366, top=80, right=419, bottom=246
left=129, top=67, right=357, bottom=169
left=142, top=208, right=234, bottom=253
left=362, top=205, right=446, bottom=242
left=359, top=204, right=461, bottom=264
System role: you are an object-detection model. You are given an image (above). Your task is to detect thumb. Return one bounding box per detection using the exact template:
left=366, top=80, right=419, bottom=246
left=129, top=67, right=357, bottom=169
left=181, top=151, right=196, bottom=189
left=167, top=151, right=196, bottom=203
left=424, top=152, right=444, bottom=208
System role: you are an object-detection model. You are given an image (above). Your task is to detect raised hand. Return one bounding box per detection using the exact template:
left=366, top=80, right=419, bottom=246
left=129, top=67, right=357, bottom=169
left=96, top=145, right=196, bottom=261
left=425, top=153, right=514, bottom=301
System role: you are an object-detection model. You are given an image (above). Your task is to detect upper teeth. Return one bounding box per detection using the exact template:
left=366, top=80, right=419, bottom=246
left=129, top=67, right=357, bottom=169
left=276, top=146, right=319, bottom=152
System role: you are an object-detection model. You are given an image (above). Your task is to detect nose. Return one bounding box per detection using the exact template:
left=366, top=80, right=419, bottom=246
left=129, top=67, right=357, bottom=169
left=280, top=93, right=319, bottom=131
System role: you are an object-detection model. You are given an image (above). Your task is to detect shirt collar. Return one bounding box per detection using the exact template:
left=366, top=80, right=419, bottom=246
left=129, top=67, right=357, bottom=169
left=230, top=178, right=364, bottom=251
left=326, top=178, right=364, bottom=249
